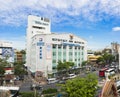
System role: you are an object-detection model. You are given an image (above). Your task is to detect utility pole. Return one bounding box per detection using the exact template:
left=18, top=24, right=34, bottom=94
left=34, top=87, right=36, bottom=97
left=118, top=47, right=120, bottom=70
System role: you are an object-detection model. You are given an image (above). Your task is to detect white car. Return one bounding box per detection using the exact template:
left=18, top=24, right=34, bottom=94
left=67, top=74, right=77, bottom=79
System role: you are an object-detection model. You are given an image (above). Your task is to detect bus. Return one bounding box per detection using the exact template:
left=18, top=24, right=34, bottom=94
left=99, top=68, right=108, bottom=77
left=0, top=86, right=19, bottom=97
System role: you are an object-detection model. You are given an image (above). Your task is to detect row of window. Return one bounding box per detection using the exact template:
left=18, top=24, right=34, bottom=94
left=39, top=46, right=42, bottom=59
left=52, top=44, right=84, bottom=50
left=52, top=52, right=83, bottom=56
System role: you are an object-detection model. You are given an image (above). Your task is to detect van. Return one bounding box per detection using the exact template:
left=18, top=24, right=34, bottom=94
left=47, top=78, right=58, bottom=84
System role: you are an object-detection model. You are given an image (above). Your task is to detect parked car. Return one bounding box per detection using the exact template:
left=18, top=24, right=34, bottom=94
left=30, top=84, right=42, bottom=90
left=67, top=74, right=77, bottom=79
left=58, top=80, right=66, bottom=84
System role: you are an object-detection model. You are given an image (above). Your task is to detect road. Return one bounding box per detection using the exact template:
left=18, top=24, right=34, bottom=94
left=19, top=68, right=104, bottom=95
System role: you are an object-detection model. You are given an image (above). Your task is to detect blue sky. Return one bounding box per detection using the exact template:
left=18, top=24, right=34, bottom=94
left=0, top=0, right=120, bottom=50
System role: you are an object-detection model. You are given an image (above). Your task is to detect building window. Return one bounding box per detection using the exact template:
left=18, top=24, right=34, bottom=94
left=52, top=60, right=56, bottom=63
left=53, top=52, right=56, bottom=56
left=69, top=52, right=72, bottom=56
left=69, top=59, right=72, bottom=61
left=58, top=52, right=61, bottom=56
left=63, top=52, right=66, bottom=56
left=75, top=46, right=77, bottom=49
left=75, top=52, right=77, bottom=55
left=69, top=46, right=72, bottom=49
left=69, top=40, right=73, bottom=42
left=63, top=59, right=66, bottom=62
left=52, top=38, right=57, bottom=41
left=52, top=44, right=56, bottom=48
left=81, top=47, right=84, bottom=50
left=58, top=39, right=61, bottom=41
left=63, top=46, right=66, bottom=49
left=40, top=47, right=42, bottom=49
left=58, top=45, right=61, bottom=49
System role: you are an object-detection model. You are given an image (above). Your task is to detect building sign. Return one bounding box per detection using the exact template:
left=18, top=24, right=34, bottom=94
left=37, top=42, right=44, bottom=46
left=35, top=21, right=49, bottom=26
left=46, top=44, right=52, bottom=59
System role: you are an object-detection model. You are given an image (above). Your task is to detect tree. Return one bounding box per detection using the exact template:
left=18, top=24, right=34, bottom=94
left=94, top=51, right=102, bottom=55
left=81, top=61, right=88, bottom=67
left=57, top=61, right=75, bottom=71
left=62, top=74, right=98, bottom=97
left=14, top=65, right=27, bottom=76
left=57, top=61, right=75, bottom=78
left=20, top=50, right=26, bottom=54
left=0, top=65, right=5, bottom=85
left=0, top=65, right=5, bottom=76
left=96, top=53, right=115, bottom=67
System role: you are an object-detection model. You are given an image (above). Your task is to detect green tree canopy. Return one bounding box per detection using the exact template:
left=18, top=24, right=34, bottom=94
left=0, top=65, right=5, bottom=76
left=62, top=74, right=98, bottom=97
left=14, top=65, right=27, bottom=76
left=96, top=53, right=115, bottom=65
left=81, top=61, right=88, bottom=67
left=57, top=61, right=75, bottom=71
left=20, top=50, right=26, bottom=54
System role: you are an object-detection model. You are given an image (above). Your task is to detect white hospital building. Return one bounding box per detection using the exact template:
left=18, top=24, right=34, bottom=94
left=26, top=15, right=87, bottom=77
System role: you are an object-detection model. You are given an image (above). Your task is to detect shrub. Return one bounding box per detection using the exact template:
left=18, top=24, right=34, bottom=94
left=42, top=88, right=57, bottom=94
left=19, top=92, right=39, bottom=97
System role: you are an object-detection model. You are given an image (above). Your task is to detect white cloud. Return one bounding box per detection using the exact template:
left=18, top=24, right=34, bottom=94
left=112, top=27, right=120, bottom=31
left=0, top=0, right=120, bottom=26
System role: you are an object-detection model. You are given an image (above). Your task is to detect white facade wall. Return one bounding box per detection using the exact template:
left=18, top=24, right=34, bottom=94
left=31, top=33, right=87, bottom=77
left=26, top=15, right=51, bottom=71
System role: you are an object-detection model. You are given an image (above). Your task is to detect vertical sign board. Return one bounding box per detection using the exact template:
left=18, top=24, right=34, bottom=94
left=46, top=44, right=52, bottom=59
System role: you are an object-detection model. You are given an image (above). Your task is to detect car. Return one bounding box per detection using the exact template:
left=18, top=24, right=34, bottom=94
left=30, top=84, right=42, bottom=90
left=67, top=74, right=77, bottom=79
left=58, top=80, right=66, bottom=84
left=91, top=68, right=96, bottom=71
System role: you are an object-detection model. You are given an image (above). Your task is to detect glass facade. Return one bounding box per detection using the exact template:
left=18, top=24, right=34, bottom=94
left=52, top=44, right=85, bottom=69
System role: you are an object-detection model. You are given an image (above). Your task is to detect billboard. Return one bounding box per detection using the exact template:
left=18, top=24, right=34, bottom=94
left=2, top=48, right=14, bottom=57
